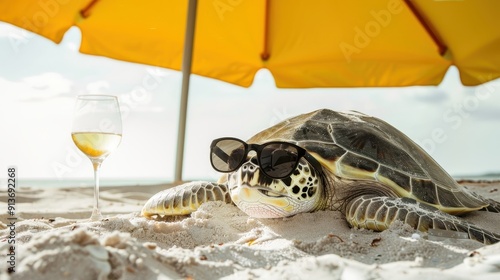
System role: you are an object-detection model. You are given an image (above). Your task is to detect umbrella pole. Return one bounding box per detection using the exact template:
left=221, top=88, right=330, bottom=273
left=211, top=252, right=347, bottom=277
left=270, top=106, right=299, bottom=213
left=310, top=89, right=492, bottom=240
left=175, top=0, right=198, bottom=183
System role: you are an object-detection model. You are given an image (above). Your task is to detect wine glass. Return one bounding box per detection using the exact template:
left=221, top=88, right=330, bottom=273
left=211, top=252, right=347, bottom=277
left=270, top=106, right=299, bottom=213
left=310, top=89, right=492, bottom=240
left=71, top=95, right=122, bottom=221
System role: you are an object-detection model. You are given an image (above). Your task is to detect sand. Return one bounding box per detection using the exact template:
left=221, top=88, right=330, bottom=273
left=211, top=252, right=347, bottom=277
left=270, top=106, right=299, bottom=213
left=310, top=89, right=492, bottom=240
left=1, top=181, right=500, bottom=279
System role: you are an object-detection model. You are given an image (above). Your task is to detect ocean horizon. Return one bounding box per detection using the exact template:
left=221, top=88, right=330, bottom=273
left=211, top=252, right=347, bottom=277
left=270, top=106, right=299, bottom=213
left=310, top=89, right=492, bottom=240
left=6, top=178, right=172, bottom=189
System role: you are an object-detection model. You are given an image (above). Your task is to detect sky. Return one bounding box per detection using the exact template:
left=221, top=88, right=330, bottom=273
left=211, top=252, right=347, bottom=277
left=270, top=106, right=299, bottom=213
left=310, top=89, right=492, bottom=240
left=1, top=22, right=500, bottom=186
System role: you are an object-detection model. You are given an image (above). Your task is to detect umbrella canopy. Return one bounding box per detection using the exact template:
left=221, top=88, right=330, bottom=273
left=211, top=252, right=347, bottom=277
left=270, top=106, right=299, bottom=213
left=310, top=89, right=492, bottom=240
left=2, top=0, right=499, bottom=87
left=2, top=0, right=499, bottom=180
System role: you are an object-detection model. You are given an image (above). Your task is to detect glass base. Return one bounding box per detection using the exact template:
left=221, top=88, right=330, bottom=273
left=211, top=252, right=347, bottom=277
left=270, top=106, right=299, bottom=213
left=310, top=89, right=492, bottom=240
left=89, top=208, right=103, bottom=221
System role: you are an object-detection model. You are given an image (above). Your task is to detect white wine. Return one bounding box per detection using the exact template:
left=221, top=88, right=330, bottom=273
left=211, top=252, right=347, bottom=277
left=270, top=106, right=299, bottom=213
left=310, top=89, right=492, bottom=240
left=71, top=95, right=122, bottom=221
left=72, top=132, right=122, bottom=159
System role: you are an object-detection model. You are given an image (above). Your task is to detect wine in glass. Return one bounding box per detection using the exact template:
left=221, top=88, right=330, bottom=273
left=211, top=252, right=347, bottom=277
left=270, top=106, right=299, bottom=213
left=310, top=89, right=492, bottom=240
left=71, top=95, right=122, bottom=221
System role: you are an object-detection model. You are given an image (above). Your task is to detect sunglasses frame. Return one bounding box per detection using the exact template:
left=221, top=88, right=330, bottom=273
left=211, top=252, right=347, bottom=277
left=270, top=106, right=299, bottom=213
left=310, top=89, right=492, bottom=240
left=210, top=137, right=322, bottom=179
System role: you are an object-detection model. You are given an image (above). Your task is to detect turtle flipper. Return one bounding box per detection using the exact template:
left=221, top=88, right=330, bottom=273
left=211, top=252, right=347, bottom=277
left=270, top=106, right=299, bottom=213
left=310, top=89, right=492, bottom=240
left=141, top=181, right=231, bottom=218
left=480, top=198, right=500, bottom=213
left=344, top=195, right=500, bottom=245
left=467, top=190, right=500, bottom=213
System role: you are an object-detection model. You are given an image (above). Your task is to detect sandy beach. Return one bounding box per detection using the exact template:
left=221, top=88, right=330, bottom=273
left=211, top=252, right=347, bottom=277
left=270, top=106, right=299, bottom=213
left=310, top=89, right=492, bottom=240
left=1, top=181, right=500, bottom=279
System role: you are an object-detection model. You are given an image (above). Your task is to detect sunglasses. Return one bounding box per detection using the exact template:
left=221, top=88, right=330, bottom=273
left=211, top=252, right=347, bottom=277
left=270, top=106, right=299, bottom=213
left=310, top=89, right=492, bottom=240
left=210, top=137, right=321, bottom=179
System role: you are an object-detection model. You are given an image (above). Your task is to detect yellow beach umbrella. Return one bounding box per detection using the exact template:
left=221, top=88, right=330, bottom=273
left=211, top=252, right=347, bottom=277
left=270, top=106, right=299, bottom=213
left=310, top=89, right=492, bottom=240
left=1, top=0, right=499, bottom=181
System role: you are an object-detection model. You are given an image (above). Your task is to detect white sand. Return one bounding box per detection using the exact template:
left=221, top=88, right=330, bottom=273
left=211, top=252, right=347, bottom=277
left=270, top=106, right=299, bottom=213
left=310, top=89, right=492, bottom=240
left=1, top=181, right=500, bottom=279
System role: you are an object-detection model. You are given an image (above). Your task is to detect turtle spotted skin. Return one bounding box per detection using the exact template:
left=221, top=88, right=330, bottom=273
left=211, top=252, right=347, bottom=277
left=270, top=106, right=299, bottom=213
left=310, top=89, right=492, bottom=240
left=142, top=109, right=500, bottom=244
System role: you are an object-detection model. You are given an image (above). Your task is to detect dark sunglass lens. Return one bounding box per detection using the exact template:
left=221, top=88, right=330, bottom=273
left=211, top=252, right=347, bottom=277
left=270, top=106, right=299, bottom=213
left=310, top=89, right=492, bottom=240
left=211, top=139, right=246, bottom=172
left=260, top=143, right=299, bottom=178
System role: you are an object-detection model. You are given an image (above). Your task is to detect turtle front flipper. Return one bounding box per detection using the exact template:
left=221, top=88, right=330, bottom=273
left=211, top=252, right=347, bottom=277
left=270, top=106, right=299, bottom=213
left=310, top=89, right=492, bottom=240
left=141, top=181, right=231, bottom=218
left=344, top=195, right=500, bottom=245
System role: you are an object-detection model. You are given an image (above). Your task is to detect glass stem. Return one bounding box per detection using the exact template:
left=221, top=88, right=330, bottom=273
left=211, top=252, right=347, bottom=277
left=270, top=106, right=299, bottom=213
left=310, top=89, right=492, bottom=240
left=90, top=160, right=103, bottom=221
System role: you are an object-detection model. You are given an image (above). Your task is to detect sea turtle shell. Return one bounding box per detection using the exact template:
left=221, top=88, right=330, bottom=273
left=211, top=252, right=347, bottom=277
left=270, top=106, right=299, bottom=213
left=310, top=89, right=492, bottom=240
left=247, top=109, right=486, bottom=214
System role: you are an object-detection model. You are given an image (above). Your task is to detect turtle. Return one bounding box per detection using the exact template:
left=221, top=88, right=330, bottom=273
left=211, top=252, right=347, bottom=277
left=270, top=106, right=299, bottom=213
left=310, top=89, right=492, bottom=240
left=142, top=109, right=500, bottom=244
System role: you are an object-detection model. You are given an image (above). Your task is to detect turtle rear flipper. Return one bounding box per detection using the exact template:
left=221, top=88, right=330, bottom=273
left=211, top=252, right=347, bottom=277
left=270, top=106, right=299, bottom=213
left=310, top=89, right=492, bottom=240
left=466, top=191, right=500, bottom=213
left=480, top=198, right=500, bottom=213
left=345, top=195, right=500, bottom=245
left=141, top=181, right=232, bottom=218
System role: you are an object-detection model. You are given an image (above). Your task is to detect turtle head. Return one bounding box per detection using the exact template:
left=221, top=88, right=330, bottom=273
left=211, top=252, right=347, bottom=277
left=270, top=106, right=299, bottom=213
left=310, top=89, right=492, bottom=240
left=226, top=152, right=324, bottom=218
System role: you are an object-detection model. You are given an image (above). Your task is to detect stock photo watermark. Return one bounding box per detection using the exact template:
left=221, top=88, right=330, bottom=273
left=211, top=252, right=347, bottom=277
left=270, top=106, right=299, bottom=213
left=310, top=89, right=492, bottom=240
left=419, top=77, right=499, bottom=155
left=5, top=167, right=17, bottom=273
left=9, top=0, right=70, bottom=53
left=269, top=107, right=294, bottom=127
left=213, top=0, right=243, bottom=21
left=339, top=0, right=403, bottom=63
left=50, top=67, right=171, bottom=179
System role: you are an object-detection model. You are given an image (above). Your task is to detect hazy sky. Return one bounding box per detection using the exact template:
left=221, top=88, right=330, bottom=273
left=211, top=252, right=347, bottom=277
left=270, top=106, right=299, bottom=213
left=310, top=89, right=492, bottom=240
left=1, top=22, right=499, bottom=185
